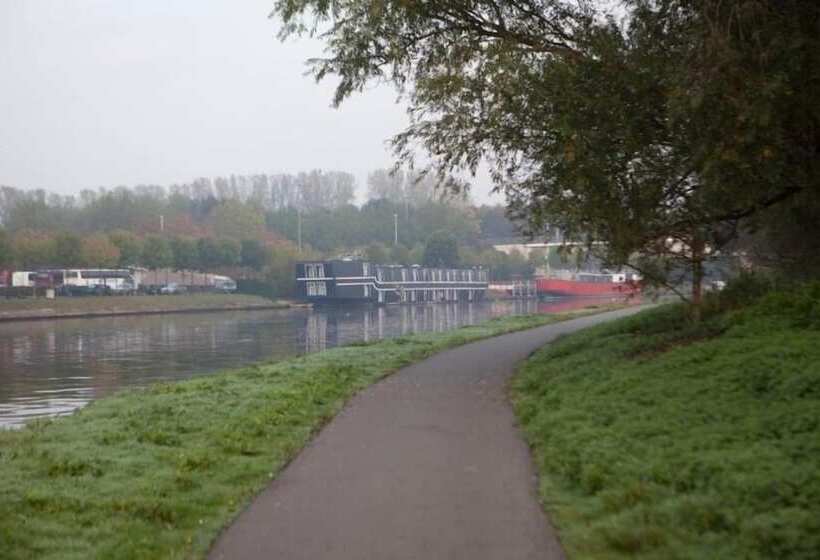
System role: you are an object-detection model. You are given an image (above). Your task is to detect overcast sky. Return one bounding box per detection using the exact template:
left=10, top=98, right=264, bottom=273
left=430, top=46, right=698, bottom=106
left=0, top=0, right=500, bottom=204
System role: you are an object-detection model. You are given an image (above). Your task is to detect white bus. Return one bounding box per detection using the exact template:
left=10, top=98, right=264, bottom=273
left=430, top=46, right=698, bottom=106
left=61, top=269, right=138, bottom=294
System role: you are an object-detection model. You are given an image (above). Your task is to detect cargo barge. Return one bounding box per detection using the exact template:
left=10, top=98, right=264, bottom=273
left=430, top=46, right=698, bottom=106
left=536, top=272, right=640, bottom=298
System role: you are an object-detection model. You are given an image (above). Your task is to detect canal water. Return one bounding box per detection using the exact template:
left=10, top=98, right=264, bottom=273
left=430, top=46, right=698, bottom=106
left=0, top=298, right=610, bottom=428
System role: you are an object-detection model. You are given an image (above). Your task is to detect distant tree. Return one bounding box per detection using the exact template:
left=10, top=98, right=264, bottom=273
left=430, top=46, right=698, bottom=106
left=364, top=242, right=390, bottom=264
left=109, top=230, right=143, bottom=267
left=54, top=232, right=84, bottom=267
left=367, top=169, right=405, bottom=203
left=217, top=238, right=241, bottom=268
left=196, top=238, right=221, bottom=270
left=408, top=243, right=425, bottom=266
left=0, top=229, right=13, bottom=268
left=141, top=235, right=173, bottom=270
left=295, top=170, right=357, bottom=211
left=170, top=237, right=199, bottom=271
left=478, top=206, right=519, bottom=241
left=240, top=239, right=269, bottom=271
left=423, top=231, right=459, bottom=268
left=390, top=244, right=411, bottom=265
left=266, top=242, right=318, bottom=298
left=81, top=234, right=121, bottom=268
left=210, top=200, right=265, bottom=240
left=11, top=230, right=55, bottom=269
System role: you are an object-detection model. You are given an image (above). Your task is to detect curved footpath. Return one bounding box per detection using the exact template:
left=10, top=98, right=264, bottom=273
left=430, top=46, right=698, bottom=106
left=209, top=307, right=644, bottom=560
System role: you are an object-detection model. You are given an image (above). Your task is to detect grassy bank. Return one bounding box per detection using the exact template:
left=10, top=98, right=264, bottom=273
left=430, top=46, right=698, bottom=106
left=0, top=306, right=614, bottom=560
left=0, top=293, right=286, bottom=321
left=513, top=284, right=820, bottom=559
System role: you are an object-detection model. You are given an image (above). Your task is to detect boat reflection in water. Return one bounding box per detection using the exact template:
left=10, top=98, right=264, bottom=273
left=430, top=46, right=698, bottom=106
left=304, top=299, right=545, bottom=353
left=1, top=298, right=624, bottom=428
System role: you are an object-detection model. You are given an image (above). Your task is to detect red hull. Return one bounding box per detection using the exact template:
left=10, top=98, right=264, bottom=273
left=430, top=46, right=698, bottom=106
left=536, top=278, right=640, bottom=297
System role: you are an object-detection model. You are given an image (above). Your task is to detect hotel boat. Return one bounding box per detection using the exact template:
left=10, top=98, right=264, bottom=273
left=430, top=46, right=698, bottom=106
left=296, top=260, right=489, bottom=304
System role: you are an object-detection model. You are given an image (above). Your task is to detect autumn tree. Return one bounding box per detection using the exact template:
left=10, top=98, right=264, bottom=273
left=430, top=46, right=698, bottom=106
left=11, top=230, right=55, bottom=269
left=82, top=234, right=121, bottom=268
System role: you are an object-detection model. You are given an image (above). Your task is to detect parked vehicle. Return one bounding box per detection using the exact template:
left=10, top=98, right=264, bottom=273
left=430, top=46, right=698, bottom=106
left=61, top=269, right=138, bottom=294
left=159, top=283, right=187, bottom=295
left=210, top=275, right=237, bottom=293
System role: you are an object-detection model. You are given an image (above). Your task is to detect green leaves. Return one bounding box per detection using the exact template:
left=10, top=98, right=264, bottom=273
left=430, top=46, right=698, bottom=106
left=274, top=0, right=820, bottom=302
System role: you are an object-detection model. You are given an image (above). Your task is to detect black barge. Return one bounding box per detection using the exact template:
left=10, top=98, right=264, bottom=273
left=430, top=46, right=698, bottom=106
left=296, top=260, right=489, bottom=304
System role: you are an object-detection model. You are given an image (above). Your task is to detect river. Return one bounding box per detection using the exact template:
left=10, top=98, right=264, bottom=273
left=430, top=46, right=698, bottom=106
left=0, top=298, right=613, bottom=428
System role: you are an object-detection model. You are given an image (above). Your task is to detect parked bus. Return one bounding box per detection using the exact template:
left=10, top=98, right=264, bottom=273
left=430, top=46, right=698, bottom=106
left=60, top=269, right=138, bottom=294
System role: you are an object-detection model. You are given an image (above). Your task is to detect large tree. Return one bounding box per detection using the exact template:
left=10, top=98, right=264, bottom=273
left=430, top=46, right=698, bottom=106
left=273, top=0, right=820, bottom=306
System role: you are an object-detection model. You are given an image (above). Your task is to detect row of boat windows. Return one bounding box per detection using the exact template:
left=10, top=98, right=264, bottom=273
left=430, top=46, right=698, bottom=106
left=375, top=268, right=488, bottom=283
left=303, top=263, right=488, bottom=283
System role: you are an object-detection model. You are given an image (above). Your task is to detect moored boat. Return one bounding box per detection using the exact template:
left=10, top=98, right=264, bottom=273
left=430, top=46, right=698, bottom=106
left=536, top=271, right=640, bottom=298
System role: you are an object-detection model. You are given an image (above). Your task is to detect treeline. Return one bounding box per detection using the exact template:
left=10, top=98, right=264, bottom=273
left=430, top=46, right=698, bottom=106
left=0, top=169, right=534, bottom=295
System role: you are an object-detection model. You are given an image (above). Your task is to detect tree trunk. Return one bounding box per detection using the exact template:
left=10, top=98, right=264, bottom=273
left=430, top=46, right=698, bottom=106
left=691, top=235, right=705, bottom=322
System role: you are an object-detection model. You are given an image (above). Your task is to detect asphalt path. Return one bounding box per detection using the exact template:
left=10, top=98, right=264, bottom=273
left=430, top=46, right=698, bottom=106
left=209, top=306, right=644, bottom=560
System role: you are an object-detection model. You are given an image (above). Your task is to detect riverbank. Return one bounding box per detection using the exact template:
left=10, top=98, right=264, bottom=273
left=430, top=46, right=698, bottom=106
left=0, top=305, right=617, bottom=559
left=0, top=294, right=292, bottom=322
left=512, top=283, right=820, bottom=559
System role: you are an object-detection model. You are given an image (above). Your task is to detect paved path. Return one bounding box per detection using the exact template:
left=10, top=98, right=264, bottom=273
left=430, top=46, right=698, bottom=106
left=209, top=307, right=643, bottom=560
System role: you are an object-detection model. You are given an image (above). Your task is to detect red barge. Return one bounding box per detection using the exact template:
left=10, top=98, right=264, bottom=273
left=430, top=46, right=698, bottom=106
left=536, top=272, right=640, bottom=298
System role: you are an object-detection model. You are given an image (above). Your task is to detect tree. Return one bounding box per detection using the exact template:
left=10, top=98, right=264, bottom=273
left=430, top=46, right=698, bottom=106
left=54, top=232, right=84, bottom=267
left=390, top=244, right=411, bottom=265
left=141, top=235, right=173, bottom=270
left=0, top=229, right=13, bottom=268
left=423, top=231, right=459, bottom=268
left=210, top=200, right=265, bottom=240
left=109, top=230, right=143, bottom=267
left=196, top=238, right=221, bottom=271
left=364, top=242, right=390, bottom=264
left=170, top=237, right=199, bottom=271
left=273, top=0, right=820, bottom=309
left=217, top=238, right=241, bottom=268
left=11, top=230, right=55, bottom=269
left=82, top=234, right=121, bottom=268
left=240, top=239, right=269, bottom=271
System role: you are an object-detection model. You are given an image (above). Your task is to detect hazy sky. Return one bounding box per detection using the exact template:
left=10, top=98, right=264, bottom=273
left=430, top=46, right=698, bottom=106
left=0, top=0, right=500, bottom=204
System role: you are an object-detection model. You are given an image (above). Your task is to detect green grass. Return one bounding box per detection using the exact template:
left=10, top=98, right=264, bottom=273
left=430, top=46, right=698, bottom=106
left=0, top=306, right=613, bottom=559
left=512, top=284, right=820, bottom=560
left=0, top=293, right=283, bottom=319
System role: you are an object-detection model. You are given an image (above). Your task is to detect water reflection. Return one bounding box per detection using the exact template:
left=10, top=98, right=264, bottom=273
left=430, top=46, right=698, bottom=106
left=0, top=297, right=629, bottom=428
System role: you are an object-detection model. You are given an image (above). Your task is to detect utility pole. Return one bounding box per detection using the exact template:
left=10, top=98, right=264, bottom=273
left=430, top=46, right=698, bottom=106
left=393, top=213, right=398, bottom=246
